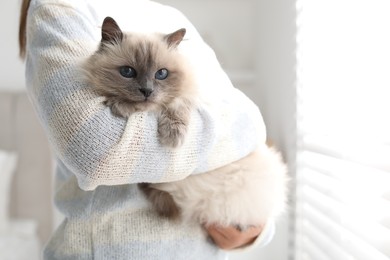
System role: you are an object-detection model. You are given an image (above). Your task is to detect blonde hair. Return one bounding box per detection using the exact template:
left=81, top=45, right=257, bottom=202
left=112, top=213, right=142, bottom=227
left=19, top=0, right=31, bottom=59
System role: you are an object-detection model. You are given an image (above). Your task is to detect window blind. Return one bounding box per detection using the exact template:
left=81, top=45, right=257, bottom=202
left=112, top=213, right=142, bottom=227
left=295, top=1, right=390, bottom=260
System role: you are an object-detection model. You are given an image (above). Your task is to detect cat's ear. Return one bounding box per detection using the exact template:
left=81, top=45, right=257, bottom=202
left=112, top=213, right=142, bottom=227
left=101, top=17, right=123, bottom=44
left=164, top=28, right=186, bottom=48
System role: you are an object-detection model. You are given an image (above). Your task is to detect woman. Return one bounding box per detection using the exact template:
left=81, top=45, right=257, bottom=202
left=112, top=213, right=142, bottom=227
left=19, top=0, right=275, bottom=259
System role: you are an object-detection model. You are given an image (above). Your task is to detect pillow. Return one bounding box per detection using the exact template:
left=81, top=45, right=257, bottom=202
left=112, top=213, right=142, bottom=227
left=0, top=150, right=17, bottom=232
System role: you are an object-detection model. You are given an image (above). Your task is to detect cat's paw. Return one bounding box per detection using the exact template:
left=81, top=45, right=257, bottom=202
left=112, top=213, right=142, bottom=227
left=155, top=194, right=181, bottom=219
left=138, top=183, right=181, bottom=220
left=158, top=117, right=187, bottom=148
left=104, top=99, right=134, bottom=118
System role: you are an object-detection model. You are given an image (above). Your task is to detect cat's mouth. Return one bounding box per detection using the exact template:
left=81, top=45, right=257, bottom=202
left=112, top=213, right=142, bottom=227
left=133, top=98, right=157, bottom=109
left=130, top=94, right=153, bottom=103
left=140, top=96, right=155, bottom=103
left=122, top=94, right=154, bottom=105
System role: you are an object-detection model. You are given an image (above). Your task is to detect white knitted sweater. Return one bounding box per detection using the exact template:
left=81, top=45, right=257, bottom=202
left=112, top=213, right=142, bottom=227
left=25, top=0, right=274, bottom=259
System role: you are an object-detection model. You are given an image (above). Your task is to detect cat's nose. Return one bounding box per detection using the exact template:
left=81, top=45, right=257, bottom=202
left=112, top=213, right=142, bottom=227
left=139, top=88, right=153, bottom=98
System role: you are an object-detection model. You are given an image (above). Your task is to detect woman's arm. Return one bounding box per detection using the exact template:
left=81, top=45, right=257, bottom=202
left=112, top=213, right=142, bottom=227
left=25, top=1, right=266, bottom=191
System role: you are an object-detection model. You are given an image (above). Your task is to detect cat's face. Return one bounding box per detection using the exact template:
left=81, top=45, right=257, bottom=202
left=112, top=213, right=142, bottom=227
left=83, top=17, right=191, bottom=112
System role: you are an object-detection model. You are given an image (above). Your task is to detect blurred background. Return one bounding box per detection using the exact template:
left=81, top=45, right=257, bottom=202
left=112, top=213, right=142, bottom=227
left=0, top=0, right=389, bottom=259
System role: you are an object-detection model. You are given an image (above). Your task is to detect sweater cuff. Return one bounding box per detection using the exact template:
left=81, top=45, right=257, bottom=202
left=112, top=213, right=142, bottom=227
left=233, top=220, right=275, bottom=252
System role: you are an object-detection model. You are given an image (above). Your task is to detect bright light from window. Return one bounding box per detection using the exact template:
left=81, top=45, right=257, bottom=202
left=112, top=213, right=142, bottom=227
left=297, top=0, right=390, bottom=143
left=295, top=1, right=390, bottom=259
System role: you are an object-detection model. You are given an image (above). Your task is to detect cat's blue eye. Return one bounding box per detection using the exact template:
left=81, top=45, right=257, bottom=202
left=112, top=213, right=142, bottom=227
left=155, top=69, right=169, bottom=80
left=119, top=66, right=137, bottom=78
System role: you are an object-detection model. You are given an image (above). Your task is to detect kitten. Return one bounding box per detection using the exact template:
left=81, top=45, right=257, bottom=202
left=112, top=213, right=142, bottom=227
left=83, top=16, right=288, bottom=231
left=82, top=17, right=195, bottom=148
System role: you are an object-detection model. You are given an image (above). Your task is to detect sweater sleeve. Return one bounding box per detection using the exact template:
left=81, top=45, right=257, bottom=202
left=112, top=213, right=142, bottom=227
left=25, top=1, right=266, bottom=191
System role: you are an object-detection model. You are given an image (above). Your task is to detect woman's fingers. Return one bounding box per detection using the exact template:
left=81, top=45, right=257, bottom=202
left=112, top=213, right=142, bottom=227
left=205, top=224, right=263, bottom=250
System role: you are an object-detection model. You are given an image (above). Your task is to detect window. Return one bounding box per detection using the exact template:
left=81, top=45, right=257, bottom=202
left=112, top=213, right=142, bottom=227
left=295, top=0, right=390, bottom=259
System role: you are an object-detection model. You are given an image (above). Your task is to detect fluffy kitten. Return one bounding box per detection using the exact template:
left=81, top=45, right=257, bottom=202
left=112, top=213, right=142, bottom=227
left=83, top=17, right=288, bottom=230
left=82, top=17, right=195, bottom=148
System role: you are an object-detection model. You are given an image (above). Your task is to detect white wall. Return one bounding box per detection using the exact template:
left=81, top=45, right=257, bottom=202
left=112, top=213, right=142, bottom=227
left=254, top=1, right=297, bottom=260
left=0, top=1, right=25, bottom=91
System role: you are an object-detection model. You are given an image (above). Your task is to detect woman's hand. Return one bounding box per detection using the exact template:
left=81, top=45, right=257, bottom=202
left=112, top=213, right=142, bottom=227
left=205, top=224, right=263, bottom=250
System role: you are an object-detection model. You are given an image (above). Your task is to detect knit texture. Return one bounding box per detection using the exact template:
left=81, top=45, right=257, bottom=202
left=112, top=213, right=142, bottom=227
left=25, top=0, right=273, bottom=259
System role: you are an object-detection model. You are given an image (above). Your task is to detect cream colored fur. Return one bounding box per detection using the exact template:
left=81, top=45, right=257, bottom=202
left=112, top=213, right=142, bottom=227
left=150, top=145, right=288, bottom=228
